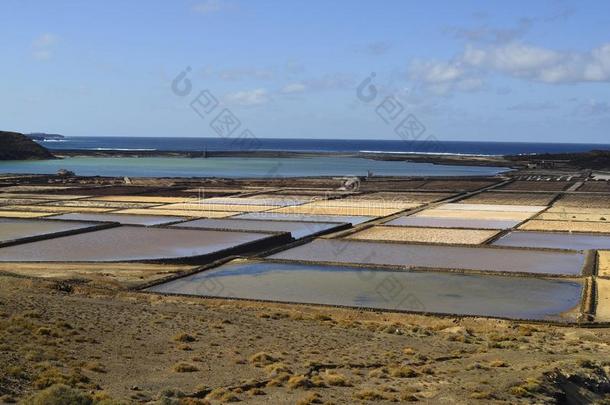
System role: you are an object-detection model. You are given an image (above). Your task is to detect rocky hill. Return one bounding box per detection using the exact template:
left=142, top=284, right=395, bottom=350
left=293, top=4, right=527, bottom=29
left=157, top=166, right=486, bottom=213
left=0, top=130, right=55, bottom=160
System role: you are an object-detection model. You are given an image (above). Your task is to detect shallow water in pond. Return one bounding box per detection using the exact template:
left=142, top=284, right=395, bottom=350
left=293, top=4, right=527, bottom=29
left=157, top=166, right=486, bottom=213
left=0, top=218, right=99, bottom=243
left=147, top=261, right=583, bottom=321
left=46, top=213, right=185, bottom=226
left=0, top=226, right=272, bottom=262
left=269, top=239, right=584, bottom=275
left=384, top=216, right=520, bottom=230
left=173, top=218, right=345, bottom=239
left=493, top=231, right=610, bottom=251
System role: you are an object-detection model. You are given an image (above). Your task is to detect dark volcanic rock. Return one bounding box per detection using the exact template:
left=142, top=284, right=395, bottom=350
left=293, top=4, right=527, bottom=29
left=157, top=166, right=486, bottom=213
left=0, top=130, right=55, bottom=160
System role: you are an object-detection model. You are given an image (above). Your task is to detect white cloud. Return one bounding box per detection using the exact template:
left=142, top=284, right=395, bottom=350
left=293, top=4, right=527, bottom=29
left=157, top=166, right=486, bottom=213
left=280, top=83, right=306, bottom=94
left=224, top=88, right=270, bottom=106
left=409, top=58, right=483, bottom=94
left=193, top=0, right=232, bottom=14
left=465, top=42, right=610, bottom=83
left=409, top=41, right=610, bottom=92
left=32, top=33, right=58, bottom=60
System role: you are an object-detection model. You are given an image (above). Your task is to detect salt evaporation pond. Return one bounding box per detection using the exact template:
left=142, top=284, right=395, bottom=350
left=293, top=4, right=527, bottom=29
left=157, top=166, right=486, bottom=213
left=47, top=213, right=185, bottom=226
left=0, top=218, right=100, bottom=244
left=0, top=226, right=277, bottom=262
left=385, top=216, right=520, bottom=230
left=234, top=212, right=374, bottom=225
left=147, top=261, right=583, bottom=321
left=173, top=218, right=345, bottom=239
left=269, top=239, right=585, bottom=276
left=493, top=231, right=610, bottom=251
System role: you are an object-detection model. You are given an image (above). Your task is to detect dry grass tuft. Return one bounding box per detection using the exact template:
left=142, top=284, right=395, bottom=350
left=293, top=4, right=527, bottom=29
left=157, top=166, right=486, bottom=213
left=172, top=362, right=199, bottom=373
left=249, top=352, right=278, bottom=366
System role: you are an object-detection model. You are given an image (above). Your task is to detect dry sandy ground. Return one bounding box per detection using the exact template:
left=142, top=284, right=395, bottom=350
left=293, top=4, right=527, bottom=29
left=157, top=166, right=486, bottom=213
left=345, top=226, right=498, bottom=245
left=1, top=274, right=610, bottom=404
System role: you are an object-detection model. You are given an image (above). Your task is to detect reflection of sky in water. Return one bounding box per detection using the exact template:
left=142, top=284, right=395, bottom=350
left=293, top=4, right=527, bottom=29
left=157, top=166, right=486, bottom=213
left=149, top=261, right=583, bottom=321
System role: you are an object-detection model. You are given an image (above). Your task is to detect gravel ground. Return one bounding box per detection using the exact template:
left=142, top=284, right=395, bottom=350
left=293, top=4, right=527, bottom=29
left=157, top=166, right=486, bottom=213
left=345, top=226, right=498, bottom=245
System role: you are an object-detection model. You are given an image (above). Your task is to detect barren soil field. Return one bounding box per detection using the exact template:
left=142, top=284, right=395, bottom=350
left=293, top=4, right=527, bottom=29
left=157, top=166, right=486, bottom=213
left=1, top=275, right=610, bottom=404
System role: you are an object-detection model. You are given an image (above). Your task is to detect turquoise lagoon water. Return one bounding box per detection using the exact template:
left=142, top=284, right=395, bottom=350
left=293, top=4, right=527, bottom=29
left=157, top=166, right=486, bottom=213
left=0, top=156, right=508, bottom=178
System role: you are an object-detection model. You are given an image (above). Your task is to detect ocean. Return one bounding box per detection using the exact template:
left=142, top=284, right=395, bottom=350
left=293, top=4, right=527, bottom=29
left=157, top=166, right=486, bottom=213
left=38, top=136, right=610, bottom=156
left=1, top=136, right=604, bottom=178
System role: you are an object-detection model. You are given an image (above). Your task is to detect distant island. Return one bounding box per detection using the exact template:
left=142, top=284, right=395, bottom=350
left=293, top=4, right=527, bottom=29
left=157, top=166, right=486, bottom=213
left=0, top=130, right=55, bottom=160
left=26, top=132, right=65, bottom=141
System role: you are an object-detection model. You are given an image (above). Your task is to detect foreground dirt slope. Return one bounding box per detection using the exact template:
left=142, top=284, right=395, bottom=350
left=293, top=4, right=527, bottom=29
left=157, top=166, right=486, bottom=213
left=1, top=276, right=609, bottom=404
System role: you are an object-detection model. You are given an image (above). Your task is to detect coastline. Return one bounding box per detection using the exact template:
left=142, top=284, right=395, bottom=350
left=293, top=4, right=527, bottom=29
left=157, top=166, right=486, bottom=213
left=50, top=149, right=519, bottom=169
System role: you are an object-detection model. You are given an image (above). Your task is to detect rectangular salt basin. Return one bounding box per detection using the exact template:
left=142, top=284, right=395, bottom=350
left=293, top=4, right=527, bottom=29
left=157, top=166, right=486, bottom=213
left=173, top=218, right=345, bottom=239
left=520, top=220, right=610, bottom=234
left=599, top=251, right=610, bottom=277
left=494, top=231, right=610, bottom=251
left=384, top=216, right=520, bottom=230
left=271, top=205, right=401, bottom=217
left=438, top=203, right=546, bottom=213
left=270, top=239, right=585, bottom=276
left=196, top=197, right=306, bottom=207
left=0, top=226, right=276, bottom=262
left=234, top=212, right=375, bottom=225
left=147, top=261, right=583, bottom=321
left=346, top=226, right=498, bottom=245
left=0, top=218, right=100, bottom=244
left=47, top=213, right=186, bottom=226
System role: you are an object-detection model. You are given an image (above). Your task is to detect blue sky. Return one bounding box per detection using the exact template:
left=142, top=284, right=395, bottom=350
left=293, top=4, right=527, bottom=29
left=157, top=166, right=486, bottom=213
left=1, top=0, right=610, bottom=143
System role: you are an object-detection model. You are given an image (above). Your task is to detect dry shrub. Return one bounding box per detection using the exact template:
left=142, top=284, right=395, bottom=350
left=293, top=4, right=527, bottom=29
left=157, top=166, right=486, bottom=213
left=27, top=384, right=92, bottom=405
left=249, top=352, right=278, bottom=366
left=322, top=370, right=350, bottom=386
left=172, top=362, right=199, bottom=373
left=389, top=366, right=419, bottom=378
left=287, top=375, right=314, bottom=390
left=173, top=333, right=197, bottom=343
